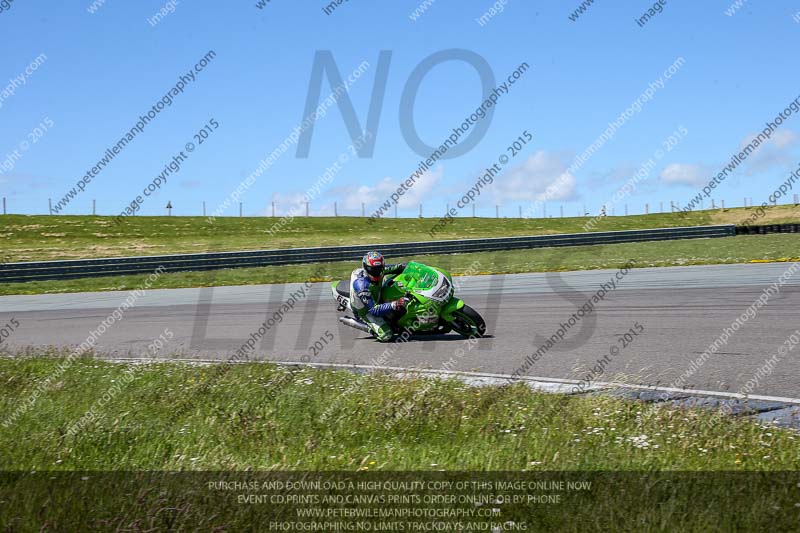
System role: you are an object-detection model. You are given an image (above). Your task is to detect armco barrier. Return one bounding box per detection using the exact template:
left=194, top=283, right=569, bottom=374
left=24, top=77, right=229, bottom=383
left=0, top=225, right=737, bottom=284
left=736, top=223, right=800, bottom=235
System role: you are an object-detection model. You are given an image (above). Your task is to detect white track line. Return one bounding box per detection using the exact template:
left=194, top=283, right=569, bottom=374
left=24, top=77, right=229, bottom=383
left=103, top=357, right=800, bottom=406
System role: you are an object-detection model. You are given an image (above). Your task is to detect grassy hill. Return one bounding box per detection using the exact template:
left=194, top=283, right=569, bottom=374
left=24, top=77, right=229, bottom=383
left=2, top=205, right=799, bottom=263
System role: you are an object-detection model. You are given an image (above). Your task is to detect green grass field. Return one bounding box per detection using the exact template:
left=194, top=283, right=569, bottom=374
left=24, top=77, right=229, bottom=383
left=1, top=233, right=798, bottom=296
left=3, top=354, right=798, bottom=529
left=2, top=357, right=796, bottom=471
left=2, top=205, right=799, bottom=262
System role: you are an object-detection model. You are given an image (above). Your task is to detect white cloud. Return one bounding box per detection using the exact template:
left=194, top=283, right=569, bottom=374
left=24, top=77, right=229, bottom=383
left=659, top=163, right=708, bottom=186
left=265, top=167, right=446, bottom=216
left=333, top=166, right=444, bottom=211
left=0, top=171, right=53, bottom=193
left=657, top=129, right=799, bottom=189
left=264, top=191, right=308, bottom=216
left=489, top=150, right=578, bottom=204
left=771, top=130, right=798, bottom=149
left=741, top=129, right=798, bottom=151
left=741, top=129, right=799, bottom=174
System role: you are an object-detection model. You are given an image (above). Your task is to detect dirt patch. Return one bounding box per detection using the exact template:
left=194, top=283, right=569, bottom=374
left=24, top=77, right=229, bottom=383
left=16, top=224, right=47, bottom=230
left=710, top=205, right=800, bottom=226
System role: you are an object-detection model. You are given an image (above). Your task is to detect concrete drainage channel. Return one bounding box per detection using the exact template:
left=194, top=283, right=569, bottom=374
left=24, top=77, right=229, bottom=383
left=103, top=357, right=800, bottom=430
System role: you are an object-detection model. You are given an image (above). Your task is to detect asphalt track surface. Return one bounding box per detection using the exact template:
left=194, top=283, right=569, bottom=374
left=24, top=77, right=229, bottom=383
left=2, top=263, right=799, bottom=399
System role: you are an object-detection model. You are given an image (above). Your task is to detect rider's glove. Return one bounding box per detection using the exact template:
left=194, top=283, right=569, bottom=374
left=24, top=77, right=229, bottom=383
left=392, top=297, right=410, bottom=310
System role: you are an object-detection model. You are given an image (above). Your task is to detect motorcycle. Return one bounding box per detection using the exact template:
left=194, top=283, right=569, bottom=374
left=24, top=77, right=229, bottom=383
left=331, top=261, right=487, bottom=340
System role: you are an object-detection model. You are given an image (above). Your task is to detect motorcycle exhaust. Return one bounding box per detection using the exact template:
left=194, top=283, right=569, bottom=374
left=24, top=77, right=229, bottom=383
left=339, top=316, right=371, bottom=333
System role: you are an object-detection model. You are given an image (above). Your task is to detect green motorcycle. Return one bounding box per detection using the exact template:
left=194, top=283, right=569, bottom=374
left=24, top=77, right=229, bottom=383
left=331, top=261, right=487, bottom=340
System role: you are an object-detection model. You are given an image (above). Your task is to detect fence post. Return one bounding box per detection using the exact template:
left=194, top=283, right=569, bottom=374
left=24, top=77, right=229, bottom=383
left=721, top=199, right=725, bottom=210
left=660, top=201, right=663, bottom=213
left=495, top=205, right=499, bottom=218
left=560, top=205, right=564, bottom=218
left=625, top=204, right=628, bottom=216
left=361, top=202, right=365, bottom=217
left=334, top=202, right=338, bottom=217
left=795, top=194, right=799, bottom=206
left=305, top=202, right=309, bottom=216
left=93, top=199, right=96, bottom=216
left=272, top=201, right=276, bottom=217
left=645, top=203, right=649, bottom=214
left=202, top=201, right=206, bottom=217
left=48, top=198, right=52, bottom=215
left=239, top=202, right=243, bottom=217
left=419, top=203, right=422, bottom=217
left=518, top=206, right=522, bottom=218
left=711, top=199, right=716, bottom=209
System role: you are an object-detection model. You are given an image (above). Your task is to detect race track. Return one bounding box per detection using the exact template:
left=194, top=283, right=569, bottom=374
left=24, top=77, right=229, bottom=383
left=2, top=263, right=799, bottom=398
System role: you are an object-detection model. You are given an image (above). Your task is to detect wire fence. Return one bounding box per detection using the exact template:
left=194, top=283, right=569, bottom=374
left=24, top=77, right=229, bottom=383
left=3, top=195, right=800, bottom=218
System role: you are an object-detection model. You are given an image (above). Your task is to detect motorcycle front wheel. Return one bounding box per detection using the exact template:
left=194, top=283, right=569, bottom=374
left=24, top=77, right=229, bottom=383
left=449, top=305, right=486, bottom=338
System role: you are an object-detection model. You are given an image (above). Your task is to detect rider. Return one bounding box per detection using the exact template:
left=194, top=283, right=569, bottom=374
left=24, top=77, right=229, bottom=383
left=350, top=251, right=409, bottom=342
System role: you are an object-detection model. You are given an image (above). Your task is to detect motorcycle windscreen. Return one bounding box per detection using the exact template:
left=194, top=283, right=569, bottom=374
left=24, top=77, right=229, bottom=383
left=394, top=261, right=440, bottom=292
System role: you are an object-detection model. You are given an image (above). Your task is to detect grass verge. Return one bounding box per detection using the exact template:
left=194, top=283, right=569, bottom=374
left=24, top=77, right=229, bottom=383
left=2, top=357, right=798, bottom=530
left=2, top=205, right=799, bottom=262
left=2, top=234, right=799, bottom=296
left=1, top=357, right=797, bottom=471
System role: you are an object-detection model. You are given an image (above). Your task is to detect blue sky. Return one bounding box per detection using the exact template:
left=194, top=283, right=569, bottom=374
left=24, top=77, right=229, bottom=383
left=1, top=0, right=799, bottom=218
